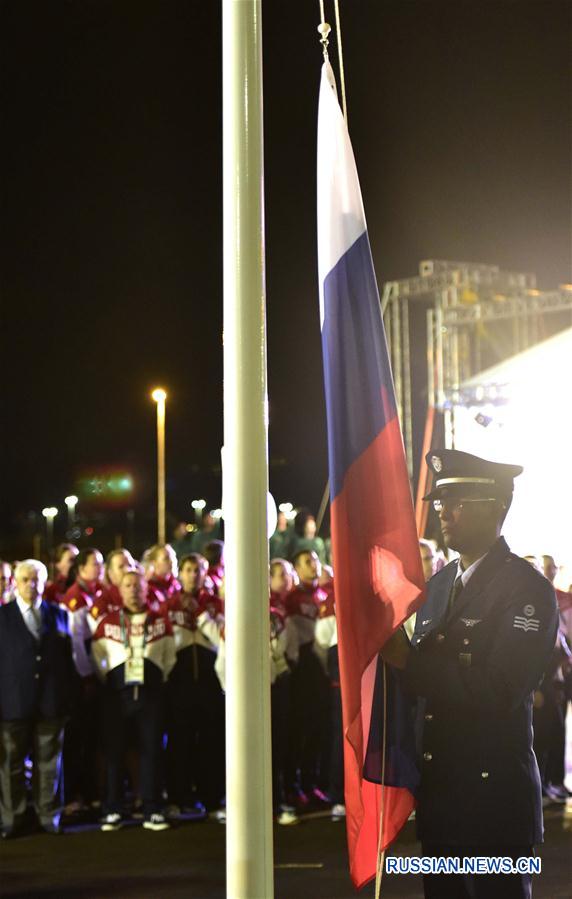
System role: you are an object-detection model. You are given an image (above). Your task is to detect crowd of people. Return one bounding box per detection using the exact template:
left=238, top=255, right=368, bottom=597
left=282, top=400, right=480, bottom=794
left=0, top=508, right=570, bottom=841
left=0, top=510, right=343, bottom=838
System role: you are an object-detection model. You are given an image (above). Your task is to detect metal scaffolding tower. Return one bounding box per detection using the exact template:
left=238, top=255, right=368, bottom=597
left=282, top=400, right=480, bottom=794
left=381, top=260, right=572, bottom=476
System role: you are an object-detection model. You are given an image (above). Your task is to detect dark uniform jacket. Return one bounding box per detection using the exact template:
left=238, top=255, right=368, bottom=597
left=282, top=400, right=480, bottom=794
left=0, top=599, right=77, bottom=720
left=402, top=537, right=558, bottom=846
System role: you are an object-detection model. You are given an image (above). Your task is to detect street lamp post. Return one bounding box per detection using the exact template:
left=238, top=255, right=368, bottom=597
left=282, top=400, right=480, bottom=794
left=41, top=507, right=58, bottom=559
left=191, top=498, right=206, bottom=528
left=151, top=388, right=167, bottom=545
left=64, top=494, right=79, bottom=530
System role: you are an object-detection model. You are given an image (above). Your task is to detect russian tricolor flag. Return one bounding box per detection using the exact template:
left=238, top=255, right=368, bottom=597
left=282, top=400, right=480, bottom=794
left=317, top=62, right=425, bottom=889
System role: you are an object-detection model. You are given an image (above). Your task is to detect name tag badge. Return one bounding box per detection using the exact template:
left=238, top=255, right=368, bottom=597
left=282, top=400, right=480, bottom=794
left=125, top=655, right=145, bottom=684
left=459, top=652, right=472, bottom=668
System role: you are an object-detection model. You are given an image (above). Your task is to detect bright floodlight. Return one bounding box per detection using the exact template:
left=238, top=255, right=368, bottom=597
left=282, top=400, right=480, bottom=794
left=151, top=387, right=167, bottom=403
left=191, top=499, right=207, bottom=510
left=211, top=508, right=223, bottom=520
left=65, top=495, right=78, bottom=509
left=42, top=507, right=58, bottom=519
left=278, top=502, right=293, bottom=513
left=454, top=326, right=572, bottom=570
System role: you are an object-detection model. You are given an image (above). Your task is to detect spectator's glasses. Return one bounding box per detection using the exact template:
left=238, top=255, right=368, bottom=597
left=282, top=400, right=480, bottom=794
left=432, top=497, right=497, bottom=513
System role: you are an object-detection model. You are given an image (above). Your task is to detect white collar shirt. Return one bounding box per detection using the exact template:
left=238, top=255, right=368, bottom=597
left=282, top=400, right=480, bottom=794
left=458, top=554, right=487, bottom=588
left=15, top=593, right=43, bottom=639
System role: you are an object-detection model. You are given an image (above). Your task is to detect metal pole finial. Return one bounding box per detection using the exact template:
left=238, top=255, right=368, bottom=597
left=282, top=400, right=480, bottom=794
left=317, top=22, right=331, bottom=60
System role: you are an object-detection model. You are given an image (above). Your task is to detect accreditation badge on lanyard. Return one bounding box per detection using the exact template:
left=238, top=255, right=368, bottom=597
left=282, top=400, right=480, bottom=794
left=121, top=610, right=146, bottom=685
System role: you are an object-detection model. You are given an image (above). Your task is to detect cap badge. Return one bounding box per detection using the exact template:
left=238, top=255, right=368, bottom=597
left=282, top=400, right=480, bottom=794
left=431, top=455, right=442, bottom=472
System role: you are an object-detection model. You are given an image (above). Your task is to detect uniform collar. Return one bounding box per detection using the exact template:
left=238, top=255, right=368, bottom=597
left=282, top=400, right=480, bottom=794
left=457, top=554, right=487, bottom=588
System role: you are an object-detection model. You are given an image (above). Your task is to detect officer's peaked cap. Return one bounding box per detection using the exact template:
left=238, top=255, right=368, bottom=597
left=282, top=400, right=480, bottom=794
left=423, top=448, right=523, bottom=501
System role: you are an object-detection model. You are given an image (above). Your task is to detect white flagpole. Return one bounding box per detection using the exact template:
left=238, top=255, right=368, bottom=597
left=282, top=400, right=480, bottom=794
left=222, top=1, right=274, bottom=898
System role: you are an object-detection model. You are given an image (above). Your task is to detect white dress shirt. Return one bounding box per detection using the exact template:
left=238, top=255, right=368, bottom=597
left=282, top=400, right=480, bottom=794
left=458, top=554, right=486, bottom=588
left=15, top=593, right=43, bottom=640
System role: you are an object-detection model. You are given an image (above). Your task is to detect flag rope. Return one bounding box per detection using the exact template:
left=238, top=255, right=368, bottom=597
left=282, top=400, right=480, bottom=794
left=374, top=658, right=388, bottom=899
left=333, top=0, right=348, bottom=124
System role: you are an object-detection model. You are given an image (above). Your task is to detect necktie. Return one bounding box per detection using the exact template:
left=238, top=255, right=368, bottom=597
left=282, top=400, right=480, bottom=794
left=446, top=576, right=464, bottom=619
left=27, top=606, right=41, bottom=640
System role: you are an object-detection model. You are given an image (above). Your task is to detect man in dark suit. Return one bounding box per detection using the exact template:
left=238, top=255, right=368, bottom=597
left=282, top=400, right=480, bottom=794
left=381, top=449, right=558, bottom=899
left=0, top=559, right=77, bottom=837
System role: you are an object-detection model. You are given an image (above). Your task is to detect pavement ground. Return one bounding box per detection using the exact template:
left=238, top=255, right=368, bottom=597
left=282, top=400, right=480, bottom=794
left=0, top=804, right=570, bottom=899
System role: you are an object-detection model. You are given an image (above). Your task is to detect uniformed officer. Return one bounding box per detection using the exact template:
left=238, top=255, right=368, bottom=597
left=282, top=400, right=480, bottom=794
left=381, top=449, right=559, bottom=899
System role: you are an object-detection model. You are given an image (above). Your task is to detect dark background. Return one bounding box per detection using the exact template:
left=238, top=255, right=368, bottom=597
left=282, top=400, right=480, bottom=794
left=2, top=0, right=570, bottom=555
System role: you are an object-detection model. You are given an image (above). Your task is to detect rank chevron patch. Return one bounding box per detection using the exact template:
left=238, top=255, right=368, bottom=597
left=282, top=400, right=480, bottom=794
left=513, top=615, right=540, bottom=633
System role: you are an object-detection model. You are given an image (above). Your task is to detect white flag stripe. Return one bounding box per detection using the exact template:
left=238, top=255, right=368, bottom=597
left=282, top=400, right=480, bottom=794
left=317, top=62, right=367, bottom=327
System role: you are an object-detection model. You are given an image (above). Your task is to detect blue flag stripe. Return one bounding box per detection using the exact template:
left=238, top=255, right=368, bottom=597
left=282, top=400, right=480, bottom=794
left=321, top=230, right=397, bottom=500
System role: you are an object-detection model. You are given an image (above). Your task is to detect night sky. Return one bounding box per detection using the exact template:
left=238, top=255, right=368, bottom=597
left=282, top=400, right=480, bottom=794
left=2, top=1, right=571, bottom=554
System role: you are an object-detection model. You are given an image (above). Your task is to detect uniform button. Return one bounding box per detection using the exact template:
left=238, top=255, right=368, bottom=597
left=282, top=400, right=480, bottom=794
left=424, top=713, right=433, bottom=722
left=481, top=771, right=489, bottom=779
left=436, top=634, right=445, bottom=643
left=34, top=674, right=39, bottom=680
left=36, top=655, right=41, bottom=661
left=423, top=752, right=433, bottom=762
left=462, top=638, right=470, bottom=646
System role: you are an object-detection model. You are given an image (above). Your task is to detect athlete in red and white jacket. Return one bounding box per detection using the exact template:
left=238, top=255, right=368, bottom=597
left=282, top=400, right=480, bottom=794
left=60, top=548, right=106, bottom=677
left=314, top=566, right=337, bottom=654
left=284, top=551, right=327, bottom=656
left=44, top=543, right=78, bottom=605
left=269, top=558, right=295, bottom=615
left=87, top=549, right=137, bottom=634
left=166, top=573, right=223, bottom=660
left=92, top=568, right=176, bottom=832
left=284, top=550, right=330, bottom=802
left=142, top=544, right=181, bottom=609
left=91, top=579, right=176, bottom=692
left=165, top=553, right=225, bottom=813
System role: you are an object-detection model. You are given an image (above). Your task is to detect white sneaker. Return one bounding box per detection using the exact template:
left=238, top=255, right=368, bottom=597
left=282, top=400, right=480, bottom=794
left=101, top=813, right=123, bottom=832
left=143, top=813, right=170, bottom=831
left=277, top=807, right=299, bottom=826
left=331, top=803, right=346, bottom=821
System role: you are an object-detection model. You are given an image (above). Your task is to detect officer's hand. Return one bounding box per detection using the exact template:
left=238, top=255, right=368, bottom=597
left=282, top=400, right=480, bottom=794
left=380, top=627, right=410, bottom=670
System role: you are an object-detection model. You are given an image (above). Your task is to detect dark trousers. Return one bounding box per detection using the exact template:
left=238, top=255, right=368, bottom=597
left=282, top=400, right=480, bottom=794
left=329, top=683, right=344, bottom=804
left=101, top=687, right=163, bottom=817
left=421, top=844, right=534, bottom=899
left=271, top=671, right=291, bottom=811
left=287, top=643, right=329, bottom=794
left=533, top=681, right=566, bottom=786
left=0, top=718, right=66, bottom=833
left=166, top=647, right=225, bottom=811
left=62, top=677, right=100, bottom=804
